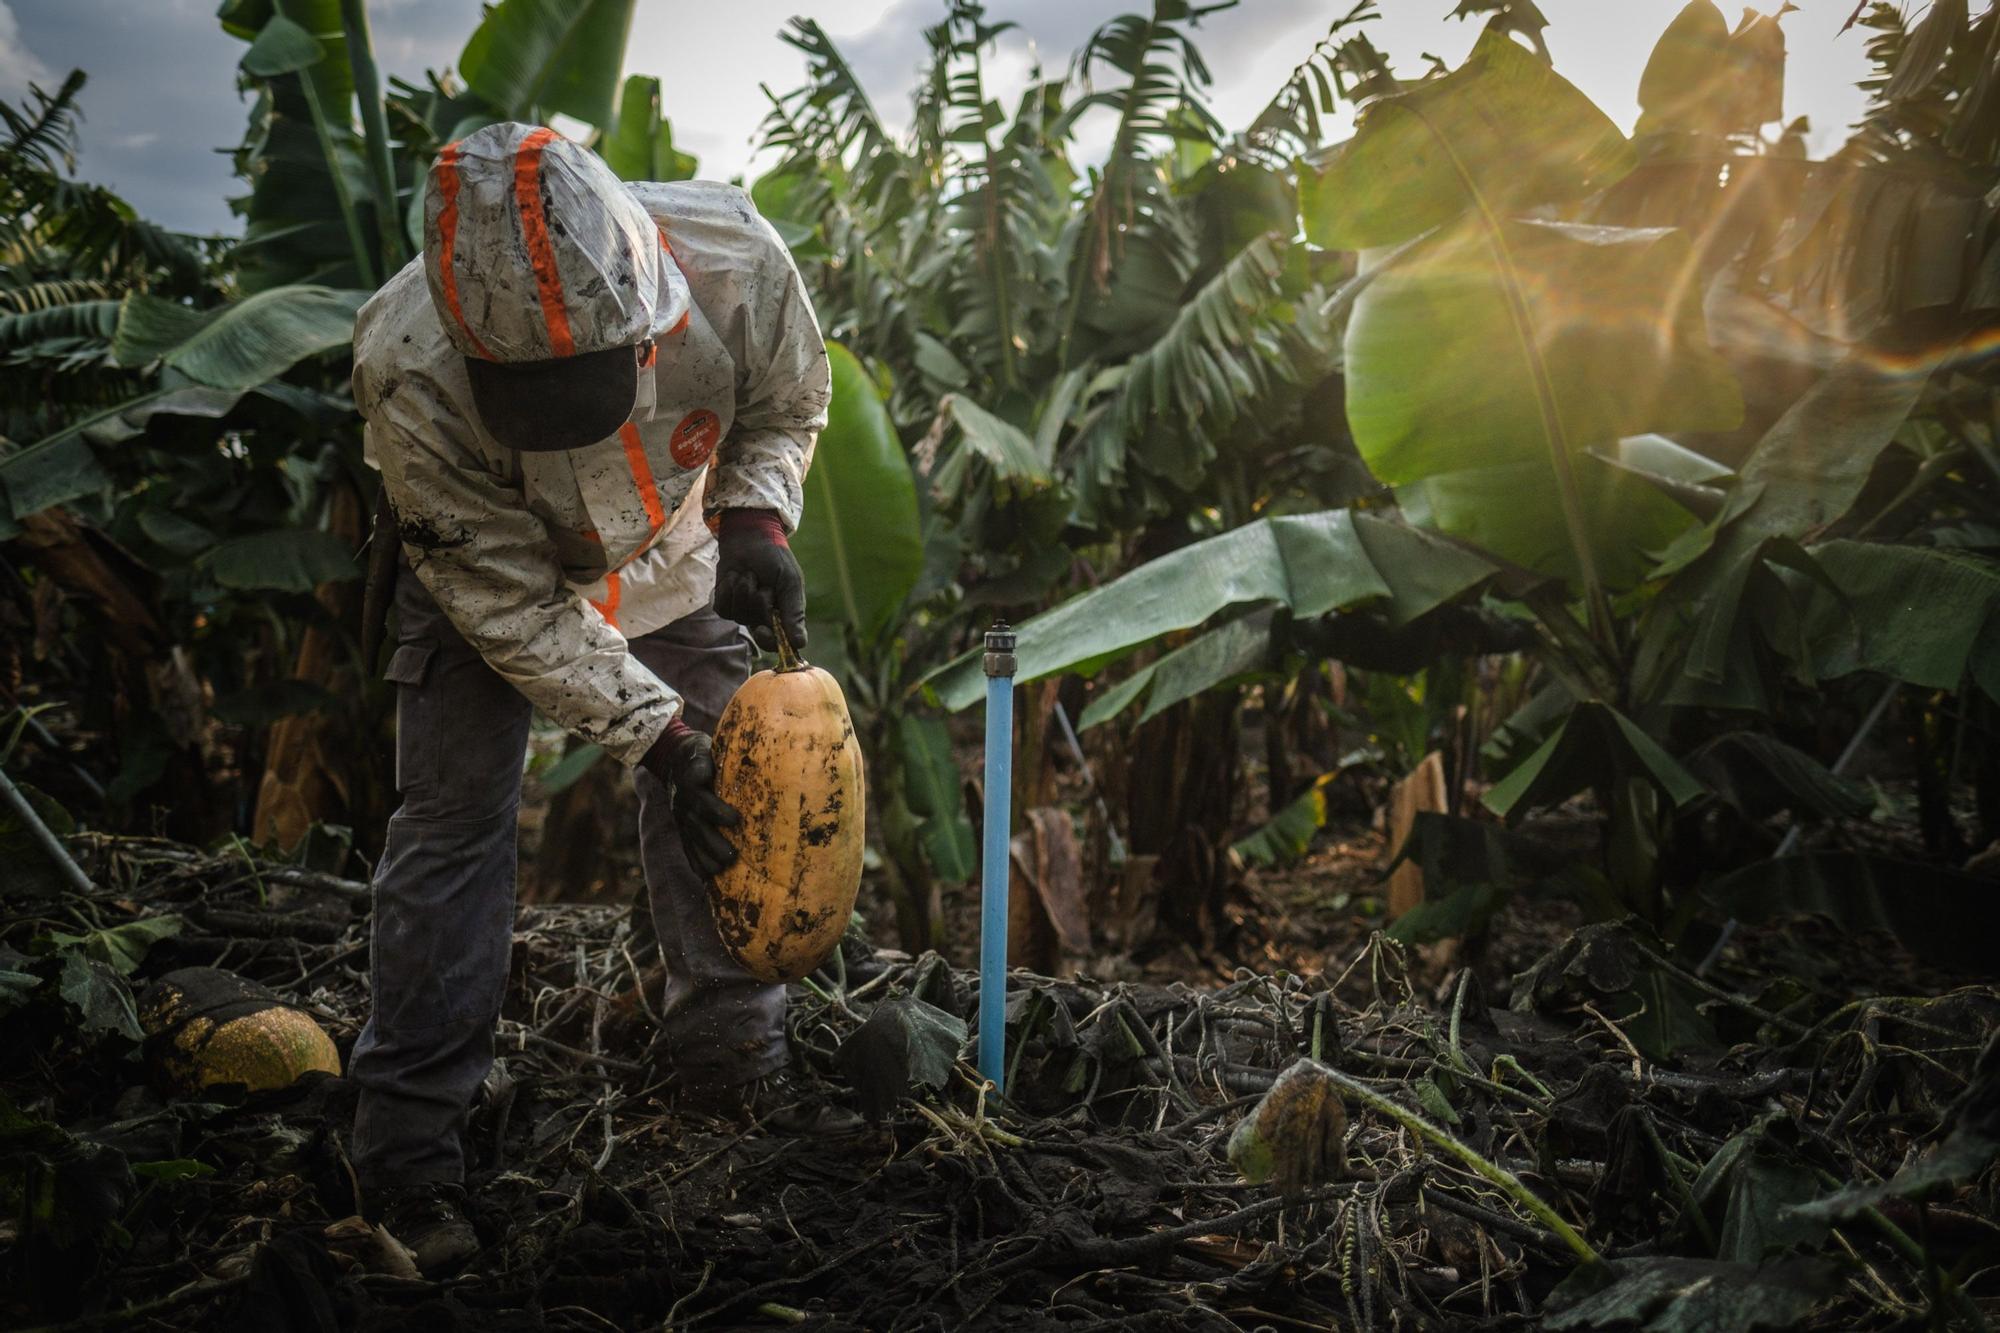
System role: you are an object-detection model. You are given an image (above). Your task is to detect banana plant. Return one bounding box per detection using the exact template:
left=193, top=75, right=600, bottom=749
left=794, top=344, right=976, bottom=949
left=2, top=0, right=667, bottom=843
left=601, top=76, right=698, bottom=184
left=755, top=16, right=975, bottom=431
left=1305, top=28, right=1743, bottom=641
left=907, top=4, right=2000, bottom=962
left=222, top=0, right=641, bottom=291
left=923, top=511, right=1498, bottom=711
left=0, top=73, right=212, bottom=463
left=220, top=0, right=378, bottom=291
left=1055, top=0, right=1234, bottom=369
left=1392, top=11, right=2000, bottom=937
left=916, top=2, right=1059, bottom=396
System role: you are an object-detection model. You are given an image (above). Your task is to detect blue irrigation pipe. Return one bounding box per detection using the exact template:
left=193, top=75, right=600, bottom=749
left=978, top=619, right=1017, bottom=1091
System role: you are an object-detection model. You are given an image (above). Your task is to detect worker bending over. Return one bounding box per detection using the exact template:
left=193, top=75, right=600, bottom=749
left=348, top=122, right=831, bottom=1272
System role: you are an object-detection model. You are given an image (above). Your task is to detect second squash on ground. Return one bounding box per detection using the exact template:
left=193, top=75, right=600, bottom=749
left=139, top=967, right=341, bottom=1096
left=708, top=655, right=865, bottom=983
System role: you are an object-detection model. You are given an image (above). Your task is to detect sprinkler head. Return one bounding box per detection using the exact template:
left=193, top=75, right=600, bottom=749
left=983, top=618, right=1017, bottom=678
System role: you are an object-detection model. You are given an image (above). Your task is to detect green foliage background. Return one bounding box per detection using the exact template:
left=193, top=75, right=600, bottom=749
left=1, top=0, right=1997, bottom=955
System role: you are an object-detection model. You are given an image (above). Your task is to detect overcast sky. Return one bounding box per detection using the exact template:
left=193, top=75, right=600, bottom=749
left=6, top=0, right=1876, bottom=237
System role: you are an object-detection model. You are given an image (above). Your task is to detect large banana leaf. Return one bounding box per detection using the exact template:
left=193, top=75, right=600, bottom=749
left=0, top=439, right=107, bottom=526
left=111, top=287, right=369, bottom=391
left=220, top=0, right=355, bottom=106
left=221, top=1, right=373, bottom=292
left=925, top=512, right=1494, bottom=710
left=0, top=385, right=263, bottom=524
left=1300, top=29, right=1633, bottom=252
left=1341, top=217, right=1740, bottom=589
left=1399, top=448, right=1710, bottom=589
left=1794, top=541, right=2000, bottom=700
left=0, top=301, right=122, bottom=357
left=1306, top=29, right=1738, bottom=606
left=1637, top=349, right=1943, bottom=703
left=793, top=343, right=923, bottom=645
left=459, top=0, right=636, bottom=130
left=1676, top=350, right=1937, bottom=574
left=240, top=14, right=326, bottom=78
left=1634, top=0, right=1730, bottom=136
left=1076, top=607, right=1279, bottom=731
left=1634, top=0, right=1785, bottom=138
left=603, top=76, right=698, bottom=183
left=1346, top=219, right=1743, bottom=487
left=208, top=529, right=359, bottom=592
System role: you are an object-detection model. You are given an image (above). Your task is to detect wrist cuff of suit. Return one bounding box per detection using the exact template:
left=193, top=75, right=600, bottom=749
left=719, top=508, right=789, bottom=547
left=638, top=715, right=694, bottom=775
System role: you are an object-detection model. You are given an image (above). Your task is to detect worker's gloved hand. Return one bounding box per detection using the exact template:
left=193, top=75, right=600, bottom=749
left=640, top=718, right=741, bottom=878
left=713, top=509, right=807, bottom=654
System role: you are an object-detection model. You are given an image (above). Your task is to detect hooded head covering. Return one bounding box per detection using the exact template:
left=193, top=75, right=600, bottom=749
left=422, top=122, right=691, bottom=452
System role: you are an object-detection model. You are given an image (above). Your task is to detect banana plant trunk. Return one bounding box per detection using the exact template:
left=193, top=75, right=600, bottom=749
left=251, top=480, right=369, bottom=850
left=875, top=770, right=942, bottom=953
left=13, top=510, right=225, bottom=842
left=1115, top=688, right=1243, bottom=952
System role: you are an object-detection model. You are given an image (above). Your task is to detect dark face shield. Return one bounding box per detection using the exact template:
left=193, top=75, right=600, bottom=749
left=463, top=340, right=652, bottom=453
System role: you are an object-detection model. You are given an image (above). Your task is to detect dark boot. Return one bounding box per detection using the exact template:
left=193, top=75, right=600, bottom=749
left=369, top=1181, right=479, bottom=1276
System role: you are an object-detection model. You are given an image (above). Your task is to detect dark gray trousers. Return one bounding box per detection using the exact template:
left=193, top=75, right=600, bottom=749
left=349, top=564, right=787, bottom=1187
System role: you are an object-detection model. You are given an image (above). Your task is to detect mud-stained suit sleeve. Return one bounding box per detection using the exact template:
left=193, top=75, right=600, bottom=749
left=365, top=374, right=682, bottom=767
left=700, top=212, right=831, bottom=529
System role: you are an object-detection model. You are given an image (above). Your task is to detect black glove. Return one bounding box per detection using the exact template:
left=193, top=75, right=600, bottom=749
left=640, top=719, right=741, bottom=878
left=713, top=509, right=807, bottom=654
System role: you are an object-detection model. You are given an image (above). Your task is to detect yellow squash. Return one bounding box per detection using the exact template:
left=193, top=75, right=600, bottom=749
left=139, top=967, right=341, bottom=1097
left=709, top=643, right=865, bottom=983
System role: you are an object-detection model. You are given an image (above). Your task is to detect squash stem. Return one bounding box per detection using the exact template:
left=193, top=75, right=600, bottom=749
left=770, top=613, right=808, bottom=673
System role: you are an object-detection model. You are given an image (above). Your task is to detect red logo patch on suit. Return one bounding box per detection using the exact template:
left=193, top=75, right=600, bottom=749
left=671, top=409, right=721, bottom=469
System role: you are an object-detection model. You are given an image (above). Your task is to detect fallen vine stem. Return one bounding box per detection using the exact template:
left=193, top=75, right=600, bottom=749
left=1320, top=1065, right=1600, bottom=1267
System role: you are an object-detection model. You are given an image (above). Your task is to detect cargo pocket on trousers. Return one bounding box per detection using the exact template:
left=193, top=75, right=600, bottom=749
left=385, top=642, right=437, bottom=795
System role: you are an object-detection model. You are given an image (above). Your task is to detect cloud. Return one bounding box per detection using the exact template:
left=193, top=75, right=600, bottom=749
left=0, top=1, right=56, bottom=100
left=10, top=0, right=479, bottom=234
left=11, top=0, right=249, bottom=232
left=364, top=0, right=483, bottom=70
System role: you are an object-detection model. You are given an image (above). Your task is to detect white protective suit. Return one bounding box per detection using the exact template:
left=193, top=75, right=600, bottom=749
left=352, top=135, right=831, bottom=769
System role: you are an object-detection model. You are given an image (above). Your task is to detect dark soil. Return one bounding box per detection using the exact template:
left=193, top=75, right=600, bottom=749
left=4, top=834, right=1997, bottom=1332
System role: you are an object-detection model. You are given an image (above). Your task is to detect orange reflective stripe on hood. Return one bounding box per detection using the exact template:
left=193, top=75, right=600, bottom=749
left=434, top=143, right=493, bottom=360
left=514, top=127, right=576, bottom=357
